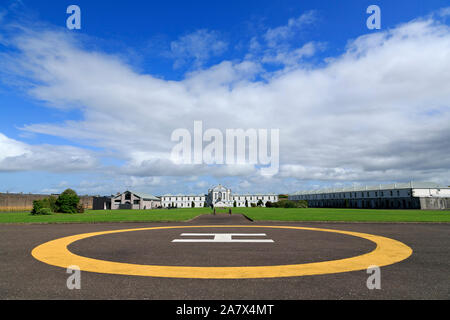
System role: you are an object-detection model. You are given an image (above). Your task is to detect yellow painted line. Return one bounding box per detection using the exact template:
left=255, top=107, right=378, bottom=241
left=31, top=225, right=412, bottom=279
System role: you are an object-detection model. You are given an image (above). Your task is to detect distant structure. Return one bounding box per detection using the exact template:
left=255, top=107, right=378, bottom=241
left=101, top=185, right=278, bottom=209
left=108, top=191, right=161, bottom=210
left=289, top=182, right=450, bottom=210
left=0, top=193, right=93, bottom=212
left=160, top=184, right=278, bottom=208
left=92, top=196, right=111, bottom=210
left=160, top=194, right=207, bottom=208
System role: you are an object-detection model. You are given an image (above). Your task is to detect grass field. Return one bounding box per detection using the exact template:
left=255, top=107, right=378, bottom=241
left=0, top=208, right=209, bottom=224
left=238, top=207, right=450, bottom=222
left=0, top=207, right=449, bottom=224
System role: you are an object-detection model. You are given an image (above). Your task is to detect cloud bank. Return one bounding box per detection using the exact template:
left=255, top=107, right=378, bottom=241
left=0, top=10, right=450, bottom=193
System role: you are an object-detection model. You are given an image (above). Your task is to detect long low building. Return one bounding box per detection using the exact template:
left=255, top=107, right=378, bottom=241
left=289, top=182, right=450, bottom=210
left=161, top=185, right=278, bottom=208
left=99, top=185, right=279, bottom=210
left=160, top=194, right=206, bottom=208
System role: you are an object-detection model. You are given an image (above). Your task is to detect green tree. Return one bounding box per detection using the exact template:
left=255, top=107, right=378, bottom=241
left=56, top=189, right=80, bottom=214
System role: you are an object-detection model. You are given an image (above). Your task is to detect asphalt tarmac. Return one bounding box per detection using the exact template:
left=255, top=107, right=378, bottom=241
left=0, top=214, right=448, bottom=300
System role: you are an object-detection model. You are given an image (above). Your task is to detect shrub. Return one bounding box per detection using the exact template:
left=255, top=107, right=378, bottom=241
left=250, top=203, right=257, bottom=208
left=280, top=200, right=296, bottom=208
left=31, top=201, right=53, bottom=215
left=297, top=200, right=308, bottom=208
left=257, top=199, right=264, bottom=207
left=47, top=196, right=58, bottom=212
left=266, top=201, right=273, bottom=208
left=56, top=189, right=80, bottom=214
left=36, top=208, right=52, bottom=215
left=31, top=200, right=45, bottom=215
left=269, top=200, right=308, bottom=208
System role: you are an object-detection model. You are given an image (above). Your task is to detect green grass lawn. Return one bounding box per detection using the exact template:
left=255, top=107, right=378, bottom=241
left=0, top=208, right=210, bottom=224
left=238, top=207, right=450, bottom=222
left=0, top=207, right=449, bottom=224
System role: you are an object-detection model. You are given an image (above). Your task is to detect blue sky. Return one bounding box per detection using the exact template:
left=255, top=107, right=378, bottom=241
left=0, top=0, right=449, bottom=195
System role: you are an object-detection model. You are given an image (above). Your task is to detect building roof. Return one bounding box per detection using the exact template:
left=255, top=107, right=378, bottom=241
left=129, top=191, right=160, bottom=201
left=290, top=182, right=449, bottom=196
left=209, top=184, right=229, bottom=192
left=161, top=194, right=206, bottom=197
left=233, top=193, right=278, bottom=196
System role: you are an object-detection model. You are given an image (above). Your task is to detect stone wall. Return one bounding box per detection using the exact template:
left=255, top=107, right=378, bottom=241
left=0, top=193, right=94, bottom=212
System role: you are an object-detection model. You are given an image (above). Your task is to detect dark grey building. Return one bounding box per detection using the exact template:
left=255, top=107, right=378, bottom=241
left=289, top=182, right=450, bottom=210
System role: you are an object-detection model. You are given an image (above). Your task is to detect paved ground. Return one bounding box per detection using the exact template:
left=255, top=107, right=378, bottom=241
left=0, top=214, right=449, bottom=299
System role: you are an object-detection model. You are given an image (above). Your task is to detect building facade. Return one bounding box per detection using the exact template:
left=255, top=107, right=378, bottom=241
left=289, top=182, right=450, bottom=210
left=160, top=185, right=279, bottom=208
left=110, top=191, right=161, bottom=210
left=160, top=194, right=207, bottom=208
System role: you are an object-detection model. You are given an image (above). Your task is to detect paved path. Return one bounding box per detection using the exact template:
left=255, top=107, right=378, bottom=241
left=0, top=215, right=448, bottom=299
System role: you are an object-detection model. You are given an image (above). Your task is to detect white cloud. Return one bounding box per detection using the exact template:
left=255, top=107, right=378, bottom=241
left=1, top=12, right=450, bottom=193
left=0, top=133, right=99, bottom=172
left=169, top=29, right=228, bottom=69
left=264, top=11, right=316, bottom=47
left=439, top=7, right=450, bottom=17
left=247, top=11, right=321, bottom=67
left=261, top=41, right=324, bottom=66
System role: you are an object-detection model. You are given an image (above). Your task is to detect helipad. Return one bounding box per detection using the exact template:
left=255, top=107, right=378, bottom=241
left=31, top=225, right=413, bottom=279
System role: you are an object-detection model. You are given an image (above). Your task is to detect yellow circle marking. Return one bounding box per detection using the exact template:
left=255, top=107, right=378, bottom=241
left=31, top=225, right=412, bottom=279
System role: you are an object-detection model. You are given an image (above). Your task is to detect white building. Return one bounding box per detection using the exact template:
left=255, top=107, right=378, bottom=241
left=289, top=182, right=450, bottom=210
left=161, top=184, right=279, bottom=208
left=206, top=185, right=233, bottom=207
left=160, top=194, right=207, bottom=208
left=100, top=185, right=279, bottom=210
